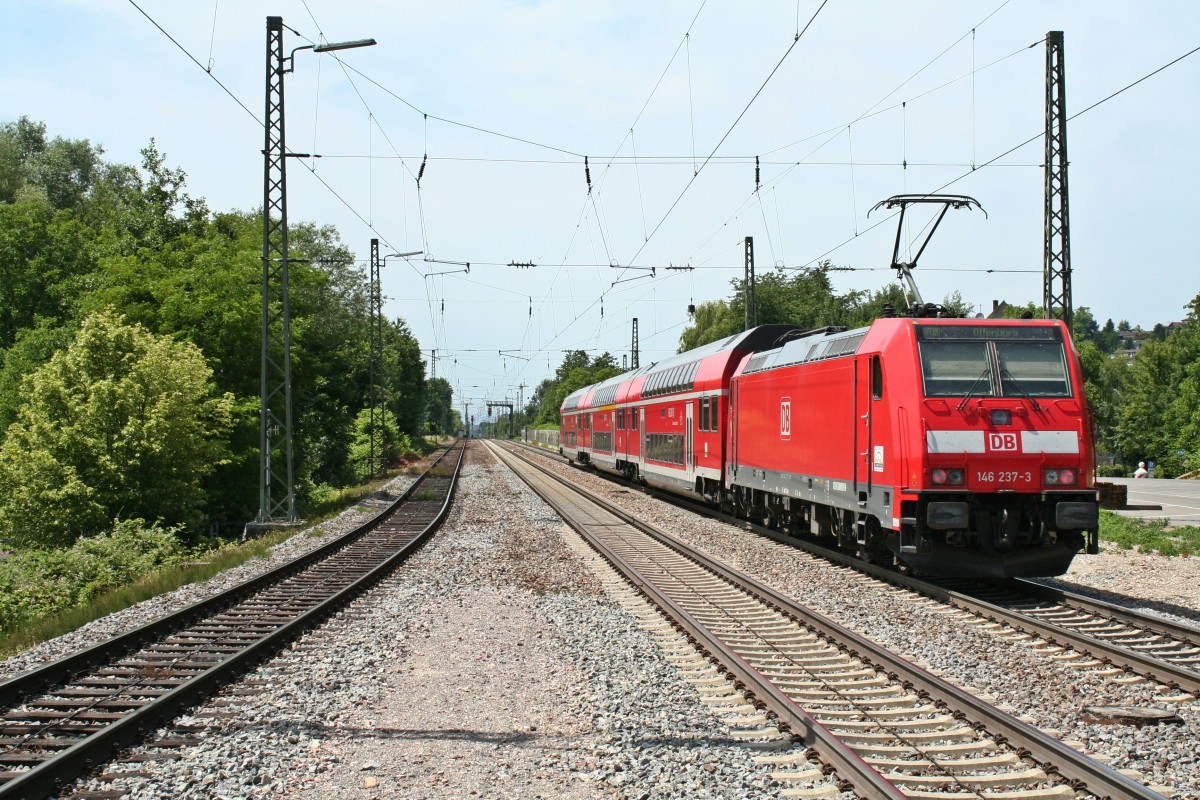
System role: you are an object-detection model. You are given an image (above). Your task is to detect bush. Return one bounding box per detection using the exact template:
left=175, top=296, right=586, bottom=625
left=1096, top=464, right=1128, bottom=478
left=0, top=518, right=187, bottom=630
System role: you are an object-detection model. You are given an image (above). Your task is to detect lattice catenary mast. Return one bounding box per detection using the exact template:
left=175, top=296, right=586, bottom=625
left=744, top=236, right=757, bottom=330
left=259, top=16, right=297, bottom=522
left=368, top=238, right=385, bottom=478
left=1043, top=30, right=1073, bottom=330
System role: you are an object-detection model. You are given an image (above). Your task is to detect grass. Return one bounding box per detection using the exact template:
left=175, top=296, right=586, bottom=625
left=0, top=530, right=296, bottom=657
left=1098, top=510, right=1200, bottom=557
left=0, top=458, right=440, bottom=658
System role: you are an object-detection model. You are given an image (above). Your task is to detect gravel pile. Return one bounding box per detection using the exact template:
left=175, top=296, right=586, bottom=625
left=59, top=444, right=800, bottom=799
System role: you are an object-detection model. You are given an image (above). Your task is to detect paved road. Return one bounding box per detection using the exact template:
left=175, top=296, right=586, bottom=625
left=1101, top=477, right=1200, bottom=528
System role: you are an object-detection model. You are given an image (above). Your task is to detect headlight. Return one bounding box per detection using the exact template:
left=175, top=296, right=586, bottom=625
left=1044, top=468, right=1077, bottom=486
left=931, top=468, right=965, bottom=486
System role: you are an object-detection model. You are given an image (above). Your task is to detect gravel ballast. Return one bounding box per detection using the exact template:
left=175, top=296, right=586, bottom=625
left=54, top=444, right=794, bottom=799
left=5, top=441, right=1198, bottom=798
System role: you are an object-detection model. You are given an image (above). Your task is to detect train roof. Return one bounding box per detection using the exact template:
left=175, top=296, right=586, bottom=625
left=561, top=325, right=805, bottom=413
left=561, top=382, right=597, bottom=411
left=738, top=324, right=872, bottom=376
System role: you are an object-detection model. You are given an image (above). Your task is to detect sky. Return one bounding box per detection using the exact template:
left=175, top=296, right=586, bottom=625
left=5, top=1, right=1198, bottom=421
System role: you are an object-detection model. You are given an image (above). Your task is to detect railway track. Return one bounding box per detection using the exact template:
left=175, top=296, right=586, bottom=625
left=488, top=440, right=1165, bottom=800
left=0, top=441, right=464, bottom=799
left=935, top=578, right=1200, bottom=695
left=513, top=440, right=1200, bottom=698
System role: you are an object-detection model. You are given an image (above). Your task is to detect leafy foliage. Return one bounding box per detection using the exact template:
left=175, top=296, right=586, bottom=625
left=0, top=119, right=436, bottom=533
left=0, top=310, right=234, bottom=547
left=345, top=406, right=421, bottom=483
left=424, top=377, right=456, bottom=435
left=0, top=519, right=188, bottom=631
left=530, top=351, right=621, bottom=426
left=678, top=265, right=947, bottom=352
left=0, top=117, right=452, bottom=636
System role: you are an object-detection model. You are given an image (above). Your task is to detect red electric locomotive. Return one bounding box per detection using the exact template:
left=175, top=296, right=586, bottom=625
left=559, top=195, right=1100, bottom=577
left=726, top=317, right=1099, bottom=577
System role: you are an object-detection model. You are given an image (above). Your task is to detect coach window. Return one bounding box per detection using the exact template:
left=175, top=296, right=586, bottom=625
left=699, top=397, right=709, bottom=431
left=872, top=355, right=883, bottom=400
left=710, top=395, right=719, bottom=429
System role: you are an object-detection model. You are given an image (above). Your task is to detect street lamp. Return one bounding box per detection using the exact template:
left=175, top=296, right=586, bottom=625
left=258, top=16, right=376, bottom=524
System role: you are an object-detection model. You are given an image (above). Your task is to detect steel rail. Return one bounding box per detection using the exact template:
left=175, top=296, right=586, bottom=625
left=1012, top=579, right=1200, bottom=645
left=908, top=580, right=1200, bottom=695
left=485, top=441, right=906, bottom=800
left=494, top=441, right=1169, bottom=800
left=0, top=442, right=464, bottom=800
left=512, top=441, right=1200, bottom=695
left=751, top=530, right=1200, bottom=696
left=752, top=529, right=1200, bottom=695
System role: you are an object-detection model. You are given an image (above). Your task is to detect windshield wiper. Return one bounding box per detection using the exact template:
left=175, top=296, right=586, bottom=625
left=1000, top=367, right=1042, bottom=412
left=956, top=366, right=993, bottom=411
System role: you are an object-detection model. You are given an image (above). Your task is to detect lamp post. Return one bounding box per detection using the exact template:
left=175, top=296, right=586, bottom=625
left=259, top=16, right=375, bottom=523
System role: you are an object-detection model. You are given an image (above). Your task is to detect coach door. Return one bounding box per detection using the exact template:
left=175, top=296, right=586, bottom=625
left=729, top=383, right=738, bottom=479
left=685, top=401, right=695, bottom=479
left=639, top=407, right=646, bottom=465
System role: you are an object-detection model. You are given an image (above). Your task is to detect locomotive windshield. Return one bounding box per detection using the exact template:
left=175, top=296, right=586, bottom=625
left=917, top=325, right=1072, bottom=399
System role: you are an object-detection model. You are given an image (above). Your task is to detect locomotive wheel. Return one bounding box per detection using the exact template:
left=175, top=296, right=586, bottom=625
left=856, top=518, right=890, bottom=565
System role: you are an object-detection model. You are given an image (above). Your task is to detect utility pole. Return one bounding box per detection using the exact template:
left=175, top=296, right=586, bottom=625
left=258, top=16, right=297, bottom=523
left=518, top=383, right=527, bottom=441
left=367, top=238, right=385, bottom=478
left=631, top=318, right=640, bottom=369
left=1043, top=30, right=1073, bottom=330
left=257, top=17, right=374, bottom=525
left=744, top=236, right=757, bottom=330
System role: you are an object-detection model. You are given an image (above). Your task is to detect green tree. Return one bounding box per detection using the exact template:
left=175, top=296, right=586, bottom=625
left=385, top=319, right=426, bottom=438
left=1160, top=294, right=1200, bottom=475
left=678, top=300, right=741, bottom=351
left=1113, top=337, right=1176, bottom=473
left=0, top=199, right=95, bottom=349
left=679, top=263, right=883, bottom=352
left=424, top=377, right=455, bottom=435
left=532, top=351, right=622, bottom=425
left=0, top=310, right=234, bottom=548
left=0, top=116, right=104, bottom=209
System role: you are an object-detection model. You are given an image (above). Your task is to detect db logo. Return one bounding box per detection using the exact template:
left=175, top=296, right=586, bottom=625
left=988, top=432, right=1018, bottom=452
left=780, top=397, right=792, bottom=440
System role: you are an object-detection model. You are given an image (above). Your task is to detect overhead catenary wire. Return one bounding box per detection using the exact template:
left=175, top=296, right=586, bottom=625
left=797, top=40, right=1200, bottom=270
left=129, top=1, right=1196, bottom=396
